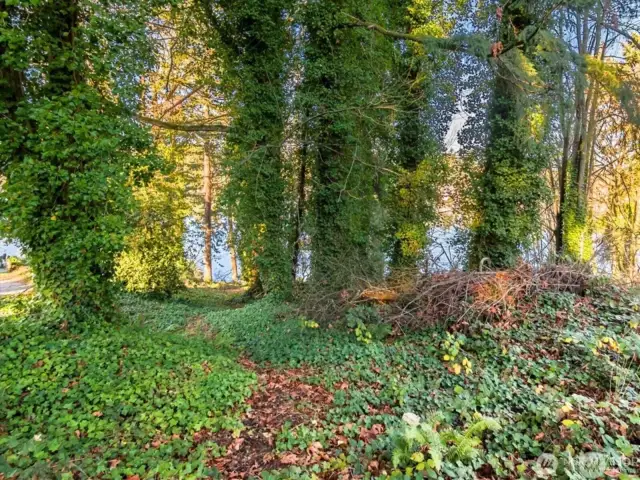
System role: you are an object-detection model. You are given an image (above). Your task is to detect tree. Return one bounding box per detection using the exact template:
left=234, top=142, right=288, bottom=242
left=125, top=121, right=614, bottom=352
left=0, top=0, right=161, bottom=320
left=386, top=0, right=461, bottom=275
left=299, top=0, right=394, bottom=288
left=116, top=152, right=190, bottom=295
left=202, top=145, right=214, bottom=283
left=469, top=0, right=550, bottom=269
left=200, top=0, right=294, bottom=295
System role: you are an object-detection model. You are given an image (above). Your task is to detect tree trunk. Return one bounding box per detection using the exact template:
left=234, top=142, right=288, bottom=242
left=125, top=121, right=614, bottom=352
left=291, top=142, right=307, bottom=281
left=556, top=121, right=571, bottom=258
left=227, top=217, right=239, bottom=283
left=203, top=146, right=213, bottom=283
left=470, top=2, right=544, bottom=268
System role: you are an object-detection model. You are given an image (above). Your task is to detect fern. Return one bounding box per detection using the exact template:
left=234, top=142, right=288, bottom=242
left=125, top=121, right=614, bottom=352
left=447, top=435, right=482, bottom=462
left=422, top=424, right=445, bottom=471
left=390, top=415, right=501, bottom=471
left=464, top=416, right=501, bottom=438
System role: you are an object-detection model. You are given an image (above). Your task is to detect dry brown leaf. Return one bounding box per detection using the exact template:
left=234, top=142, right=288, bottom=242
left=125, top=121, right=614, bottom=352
left=280, top=452, right=300, bottom=465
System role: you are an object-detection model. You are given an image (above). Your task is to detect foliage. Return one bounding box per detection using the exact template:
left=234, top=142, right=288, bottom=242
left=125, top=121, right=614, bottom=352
left=299, top=0, right=394, bottom=287
left=2, top=277, right=640, bottom=477
left=0, top=88, right=157, bottom=320
left=116, top=161, right=190, bottom=296
left=198, top=283, right=640, bottom=478
left=345, top=305, right=391, bottom=344
left=389, top=412, right=501, bottom=474
left=0, top=314, right=255, bottom=478
left=200, top=0, right=294, bottom=295
left=0, top=0, right=162, bottom=321
left=469, top=0, right=550, bottom=269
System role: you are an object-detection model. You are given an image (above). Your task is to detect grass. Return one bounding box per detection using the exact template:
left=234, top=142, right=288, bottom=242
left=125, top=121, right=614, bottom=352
left=1, top=284, right=640, bottom=479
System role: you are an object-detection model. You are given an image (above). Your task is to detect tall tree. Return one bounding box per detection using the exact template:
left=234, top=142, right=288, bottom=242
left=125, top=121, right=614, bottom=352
left=0, top=0, right=161, bottom=319
left=469, top=0, right=549, bottom=269
left=202, top=145, right=214, bottom=282
left=200, top=0, right=294, bottom=295
left=300, top=0, right=392, bottom=287
left=386, top=0, right=461, bottom=275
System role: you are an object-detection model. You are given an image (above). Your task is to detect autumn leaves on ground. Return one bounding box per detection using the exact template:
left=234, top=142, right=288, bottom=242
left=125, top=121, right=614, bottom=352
left=1, top=280, right=640, bottom=479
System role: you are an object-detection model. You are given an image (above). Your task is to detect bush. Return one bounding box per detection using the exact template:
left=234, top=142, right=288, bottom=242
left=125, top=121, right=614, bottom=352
left=116, top=168, right=189, bottom=296
left=0, top=88, right=157, bottom=321
left=6, top=256, right=24, bottom=272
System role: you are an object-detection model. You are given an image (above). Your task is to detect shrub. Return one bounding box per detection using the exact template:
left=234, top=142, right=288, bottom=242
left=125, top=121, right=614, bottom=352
left=116, top=168, right=189, bottom=296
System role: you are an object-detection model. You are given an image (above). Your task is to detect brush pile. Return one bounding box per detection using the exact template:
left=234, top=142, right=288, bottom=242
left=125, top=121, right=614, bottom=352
left=360, top=264, right=592, bottom=329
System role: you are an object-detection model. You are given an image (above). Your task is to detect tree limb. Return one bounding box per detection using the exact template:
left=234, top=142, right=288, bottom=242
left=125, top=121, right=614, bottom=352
left=599, top=21, right=640, bottom=50
left=345, top=16, right=489, bottom=57
left=160, top=84, right=205, bottom=118
left=136, top=115, right=228, bottom=132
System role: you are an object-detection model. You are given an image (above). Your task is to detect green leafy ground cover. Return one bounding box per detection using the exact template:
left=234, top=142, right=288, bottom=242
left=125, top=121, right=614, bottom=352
left=1, top=285, right=640, bottom=479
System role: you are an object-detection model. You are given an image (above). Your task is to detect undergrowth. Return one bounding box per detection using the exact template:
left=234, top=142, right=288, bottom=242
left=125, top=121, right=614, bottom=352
left=1, top=283, right=640, bottom=479
left=0, top=293, right=255, bottom=479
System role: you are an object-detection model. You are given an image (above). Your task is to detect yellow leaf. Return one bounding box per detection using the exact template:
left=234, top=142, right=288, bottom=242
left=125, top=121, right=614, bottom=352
left=561, top=403, right=573, bottom=414
left=562, top=419, right=575, bottom=427
left=411, top=452, right=425, bottom=463
left=452, top=364, right=462, bottom=375
left=443, top=355, right=450, bottom=361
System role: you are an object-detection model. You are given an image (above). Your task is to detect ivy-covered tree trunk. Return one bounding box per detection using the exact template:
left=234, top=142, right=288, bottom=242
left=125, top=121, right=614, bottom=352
left=389, top=60, right=427, bottom=273
left=469, top=1, right=547, bottom=269
left=201, top=0, right=293, bottom=296
left=558, top=4, right=608, bottom=263
left=0, top=0, right=160, bottom=320
left=301, top=1, right=388, bottom=288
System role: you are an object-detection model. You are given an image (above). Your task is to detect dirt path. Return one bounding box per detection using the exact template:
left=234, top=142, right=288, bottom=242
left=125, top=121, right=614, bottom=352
left=209, top=359, right=336, bottom=479
left=0, top=267, right=32, bottom=296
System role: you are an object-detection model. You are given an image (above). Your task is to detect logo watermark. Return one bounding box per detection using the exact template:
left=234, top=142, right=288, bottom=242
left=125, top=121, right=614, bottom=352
left=534, top=452, right=633, bottom=478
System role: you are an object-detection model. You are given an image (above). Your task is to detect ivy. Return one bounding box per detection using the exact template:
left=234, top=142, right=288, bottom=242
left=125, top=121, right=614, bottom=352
left=470, top=0, right=550, bottom=269
left=200, top=0, right=294, bottom=295
left=0, top=0, right=163, bottom=321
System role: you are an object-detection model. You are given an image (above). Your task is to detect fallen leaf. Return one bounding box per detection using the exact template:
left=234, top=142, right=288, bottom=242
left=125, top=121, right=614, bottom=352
left=359, top=424, right=385, bottom=442
left=229, top=437, right=244, bottom=452
left=109, top=459, right=121, bottom=469
left=280, top=452, right=300, bottom=465
left=92, top=411, right=103, bottom=417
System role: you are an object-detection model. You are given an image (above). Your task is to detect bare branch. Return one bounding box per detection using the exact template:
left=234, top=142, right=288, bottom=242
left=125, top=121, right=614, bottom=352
left=160, top=84, right=206, bottom=118
left=136, top=115, right=228, bottom=133
left=345, top=16, right=490, bottom=57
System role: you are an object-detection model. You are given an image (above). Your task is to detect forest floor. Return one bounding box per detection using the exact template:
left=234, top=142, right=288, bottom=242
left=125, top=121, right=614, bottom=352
left=1, top=284, right=640, bottom=479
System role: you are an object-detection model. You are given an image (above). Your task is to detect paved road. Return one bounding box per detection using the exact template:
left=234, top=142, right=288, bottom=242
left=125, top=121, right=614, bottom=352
left=0, top=269, right=32, bottom=296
